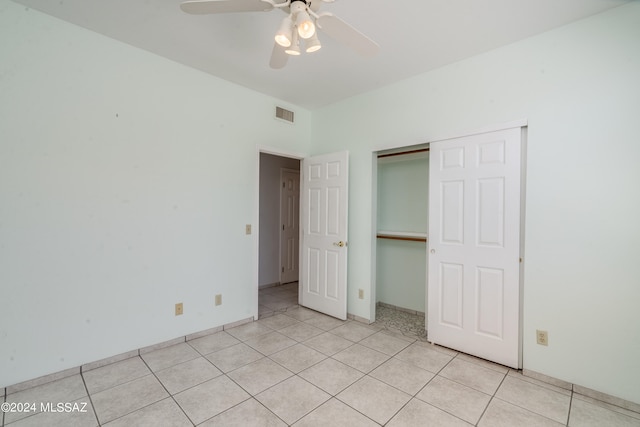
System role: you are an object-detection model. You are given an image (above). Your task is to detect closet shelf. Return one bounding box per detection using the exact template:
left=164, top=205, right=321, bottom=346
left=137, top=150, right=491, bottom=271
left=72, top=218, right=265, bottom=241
left=376, top=231, right=428, bottom=242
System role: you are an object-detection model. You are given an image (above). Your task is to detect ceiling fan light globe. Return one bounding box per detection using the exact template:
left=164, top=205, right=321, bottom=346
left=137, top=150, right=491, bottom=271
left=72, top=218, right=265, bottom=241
left=292, top=5, right=315, bottom=39
left=297, top=19, right=315, bottom=39
left=285, top=30, right=301, bottom=56
left=275, top=15, right=294, bottom=47
left=305, top=33, right=321, bottom=53
left=285, top=46, right=301, bottom=56
left=275, top=34, right=291, bottom=47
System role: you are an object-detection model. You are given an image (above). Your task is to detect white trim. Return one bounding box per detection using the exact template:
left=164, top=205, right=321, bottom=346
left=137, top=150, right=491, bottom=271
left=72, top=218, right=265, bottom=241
left=372, top=119, right=528, bottom=153
left=258, top=145, right=306, bottom=160
left=427, top=118, right=528, bottom=145
left=369, top=152, right=378, bottom=324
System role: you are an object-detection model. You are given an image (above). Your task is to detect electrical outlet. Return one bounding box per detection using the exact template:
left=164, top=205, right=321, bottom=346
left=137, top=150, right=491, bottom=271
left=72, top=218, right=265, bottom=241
left=358, top=289, right=364, bottom=299
left=215, top=294, right=222, bottom=306
left=245, top=224, right=251, bottom=235
left=536, top=329, right=548, bottom=346
left=175, top=303, right=183, bottom=316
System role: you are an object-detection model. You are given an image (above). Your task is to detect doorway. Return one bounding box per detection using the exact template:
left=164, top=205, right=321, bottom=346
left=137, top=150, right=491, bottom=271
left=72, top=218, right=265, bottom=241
left=257, top=148, right=350, bottom=321
left=258, top=152, right=301, bottom=290
left=372, top=122, right=526, bottom=369
left=374, top=145, right=430, bottom=339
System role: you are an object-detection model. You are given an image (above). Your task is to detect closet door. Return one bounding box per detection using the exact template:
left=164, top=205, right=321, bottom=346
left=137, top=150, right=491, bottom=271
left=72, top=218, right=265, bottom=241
left=428, top=127, right=523, bottom=368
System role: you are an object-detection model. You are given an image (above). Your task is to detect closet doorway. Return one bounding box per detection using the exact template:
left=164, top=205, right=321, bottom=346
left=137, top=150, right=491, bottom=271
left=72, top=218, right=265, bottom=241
left=374, top=123, right=526, bottom=369
left=375, top=145, right=430, bottom=339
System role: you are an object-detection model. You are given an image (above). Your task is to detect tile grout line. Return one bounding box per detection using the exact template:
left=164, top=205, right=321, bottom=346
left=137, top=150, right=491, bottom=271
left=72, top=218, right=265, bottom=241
left=232, top=309, right=378, bottom=426
left=487, top=374, right=574, bottom=426
left=505, top=373, right=575, bottom=425
left=251, top=395, right=290, bottom=426
left=213, top=299, right=526, bottom=426
left=220, top=360, right=293, bottom=424
left=332, top=392, right=383, bottom=426
left=432, top=353, right=512, bottom=398
left=318, top=344, right=394, bottom=427
left=219, top=325, right=304, bottom=424
left=566, top=387, right=574, bottom=426
left=138, top=355, right=197, bottom=427
left=282, top=374, right=332, bottom=425
left=329, top=345, right=468, bottom=426
left=404, top=350, right=481, bottom=426
left=134, top=340, right=246, bottom=425
left=209, top=311, right=400, bottom=425
left=473, top=368, right=510, bottom=426
left=312, top=330, right=444, bottom=425
left=377, top=369, right=424, bottom=427
left=79, top=367, right=102, bottom=427
left=191, top=384, right=255, bottom=427
left=86, top=367, right=166, bottom=426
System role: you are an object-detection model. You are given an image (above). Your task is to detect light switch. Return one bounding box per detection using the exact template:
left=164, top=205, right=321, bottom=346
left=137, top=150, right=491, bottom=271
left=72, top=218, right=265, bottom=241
left=245, top=224, right=251, bottom=235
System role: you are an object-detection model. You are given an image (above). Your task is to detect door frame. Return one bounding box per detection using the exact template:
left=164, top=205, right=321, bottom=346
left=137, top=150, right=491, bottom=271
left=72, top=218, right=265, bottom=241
left=255, top=146, right=306, bottom=320
left=370, top=119, right=527, bottom=362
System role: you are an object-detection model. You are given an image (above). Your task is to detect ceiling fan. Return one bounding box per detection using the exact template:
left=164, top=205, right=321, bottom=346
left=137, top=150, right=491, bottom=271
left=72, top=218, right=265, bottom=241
left=180, top=0, right=379, bottom=69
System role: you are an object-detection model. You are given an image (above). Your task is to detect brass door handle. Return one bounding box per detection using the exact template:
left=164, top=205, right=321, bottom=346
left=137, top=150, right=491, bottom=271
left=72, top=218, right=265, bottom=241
left=333, top=241, right=346, bottom=247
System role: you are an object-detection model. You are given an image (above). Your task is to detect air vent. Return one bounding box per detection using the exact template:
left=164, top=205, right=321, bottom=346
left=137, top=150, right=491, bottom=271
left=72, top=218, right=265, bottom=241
left=275, top=106, right=294, bottom=123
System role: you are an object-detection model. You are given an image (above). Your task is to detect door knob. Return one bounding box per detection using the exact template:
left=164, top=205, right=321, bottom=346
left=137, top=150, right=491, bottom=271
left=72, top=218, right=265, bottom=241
left=430, top=249, right=435, bottom=254
left=333, top=241, right=346, bottom=247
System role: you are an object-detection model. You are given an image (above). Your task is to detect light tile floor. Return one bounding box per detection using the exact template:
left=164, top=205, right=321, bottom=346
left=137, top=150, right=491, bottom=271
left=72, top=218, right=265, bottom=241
left=3, top=282, right=639, bottom=426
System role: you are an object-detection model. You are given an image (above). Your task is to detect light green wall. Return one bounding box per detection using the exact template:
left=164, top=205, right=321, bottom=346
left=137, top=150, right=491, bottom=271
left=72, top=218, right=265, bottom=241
left=377, top=155, right=429, bottom=233
left=376, top=155, right=428, bottom=312
left=311, top=3, right=640, bottom=404
left=375, top=239, right=426, bottom=312
left=0, top=0, right=310, bottom=387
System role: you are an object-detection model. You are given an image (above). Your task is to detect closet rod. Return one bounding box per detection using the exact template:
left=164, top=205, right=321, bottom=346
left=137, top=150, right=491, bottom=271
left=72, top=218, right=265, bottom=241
left=377, top=148, right=429, bottom=159
left=376, top=234, right=428, bottom=243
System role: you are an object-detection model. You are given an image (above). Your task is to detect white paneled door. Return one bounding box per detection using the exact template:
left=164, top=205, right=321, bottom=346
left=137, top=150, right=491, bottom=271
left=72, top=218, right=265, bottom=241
left=300, top=151, right=349, bottom=320
left=280, top=169, right=300, bottom=284
left=428, top=128, right=523, bottom=368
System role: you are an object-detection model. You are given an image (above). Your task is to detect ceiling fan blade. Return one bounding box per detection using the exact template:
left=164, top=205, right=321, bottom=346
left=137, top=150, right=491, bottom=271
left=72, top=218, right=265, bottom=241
left=269, top=43, right=289, bottom=69
left=316, top=12, right=379, bottom=57
left=180, top=0, right=275, bottom=15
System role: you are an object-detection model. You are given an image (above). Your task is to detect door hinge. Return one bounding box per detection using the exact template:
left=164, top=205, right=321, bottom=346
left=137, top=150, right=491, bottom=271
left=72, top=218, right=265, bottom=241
left=282, top=181, right=285, bottom=188
left=282, top=266, right=284, bottom=273
left=282, top=224, right=285, bottom=230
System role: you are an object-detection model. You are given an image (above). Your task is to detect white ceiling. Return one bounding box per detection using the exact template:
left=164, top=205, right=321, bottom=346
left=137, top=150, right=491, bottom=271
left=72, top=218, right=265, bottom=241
left=14, top=0, right=630, bottom=109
